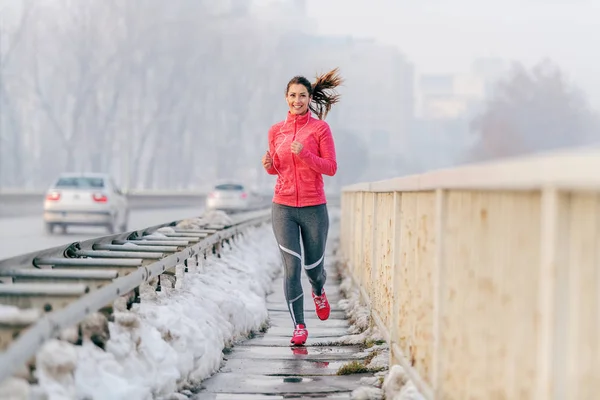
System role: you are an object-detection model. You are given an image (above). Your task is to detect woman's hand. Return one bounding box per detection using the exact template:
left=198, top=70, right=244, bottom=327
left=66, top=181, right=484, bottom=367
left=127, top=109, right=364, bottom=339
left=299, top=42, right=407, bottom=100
left=291, top=141, right=303, bottom=155
left=262, top=151, right=273, bottom=169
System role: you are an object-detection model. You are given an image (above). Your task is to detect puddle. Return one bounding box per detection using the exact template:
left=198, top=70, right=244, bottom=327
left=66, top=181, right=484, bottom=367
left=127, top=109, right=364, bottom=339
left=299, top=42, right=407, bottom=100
left=233, top=345, right=360, bottom=357
left=224, top=358, right=347, bottom=375
left=195, top=394, right=350, bottom=399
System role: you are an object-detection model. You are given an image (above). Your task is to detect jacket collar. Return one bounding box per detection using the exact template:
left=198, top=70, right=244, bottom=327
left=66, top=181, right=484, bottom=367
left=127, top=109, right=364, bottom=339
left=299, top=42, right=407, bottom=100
left=286, top=110, right=312, bottom=125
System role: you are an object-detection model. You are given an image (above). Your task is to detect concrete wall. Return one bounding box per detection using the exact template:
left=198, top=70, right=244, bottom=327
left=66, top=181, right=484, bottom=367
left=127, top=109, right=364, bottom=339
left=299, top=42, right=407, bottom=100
left=340, top=146, right=600, bottom=399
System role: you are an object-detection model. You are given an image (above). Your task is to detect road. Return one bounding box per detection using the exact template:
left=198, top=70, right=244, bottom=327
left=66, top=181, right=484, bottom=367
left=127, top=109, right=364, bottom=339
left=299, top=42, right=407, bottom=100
left=0, top=207, right=205, bottom=260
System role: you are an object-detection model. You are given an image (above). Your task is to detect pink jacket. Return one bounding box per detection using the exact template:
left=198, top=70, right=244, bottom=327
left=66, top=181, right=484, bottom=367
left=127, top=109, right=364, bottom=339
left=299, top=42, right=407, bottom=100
left=265, top=111, right=337, bottom=207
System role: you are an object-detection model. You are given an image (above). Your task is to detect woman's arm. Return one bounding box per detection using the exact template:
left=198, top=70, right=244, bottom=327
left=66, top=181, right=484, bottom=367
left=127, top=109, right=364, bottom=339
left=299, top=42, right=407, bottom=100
left=264, top=126, right=278, bottom=175
left=296, top=124, right=337, bottom=176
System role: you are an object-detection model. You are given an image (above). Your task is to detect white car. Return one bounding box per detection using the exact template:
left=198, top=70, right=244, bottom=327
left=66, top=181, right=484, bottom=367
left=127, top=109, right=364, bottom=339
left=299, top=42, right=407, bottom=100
left=43, top=173, right=129, bottom=234
left=205, top=182, right=250, bottom=212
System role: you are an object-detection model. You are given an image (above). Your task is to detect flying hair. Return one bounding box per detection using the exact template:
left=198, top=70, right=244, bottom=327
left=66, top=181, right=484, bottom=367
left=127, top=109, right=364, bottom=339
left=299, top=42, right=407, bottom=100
left=286, top=67, right=343, bottom=120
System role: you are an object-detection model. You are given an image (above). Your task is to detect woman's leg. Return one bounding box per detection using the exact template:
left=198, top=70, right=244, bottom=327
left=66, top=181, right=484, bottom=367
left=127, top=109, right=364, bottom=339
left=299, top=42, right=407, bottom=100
left=297, top=204, right=330, bottom=320
left=271, top=203, right=305, bottom=328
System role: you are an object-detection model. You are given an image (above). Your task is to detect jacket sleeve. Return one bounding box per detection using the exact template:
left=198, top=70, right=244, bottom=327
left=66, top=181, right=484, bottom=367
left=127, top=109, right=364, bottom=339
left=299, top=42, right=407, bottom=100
left=265, top=126, right=278, bottom=175
left=296, top=123, right=338, bottom=176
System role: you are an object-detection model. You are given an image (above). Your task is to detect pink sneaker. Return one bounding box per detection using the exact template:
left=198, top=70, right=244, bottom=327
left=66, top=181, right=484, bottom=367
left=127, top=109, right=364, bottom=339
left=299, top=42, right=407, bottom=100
left=312, top=289, right=331, bottom=321
left=290, top=324, right=308, bottom=346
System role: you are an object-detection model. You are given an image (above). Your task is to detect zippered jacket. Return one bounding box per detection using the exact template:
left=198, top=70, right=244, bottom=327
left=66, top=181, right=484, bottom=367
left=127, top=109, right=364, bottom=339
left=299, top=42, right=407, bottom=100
left=265, top=111, right=337, bottom=207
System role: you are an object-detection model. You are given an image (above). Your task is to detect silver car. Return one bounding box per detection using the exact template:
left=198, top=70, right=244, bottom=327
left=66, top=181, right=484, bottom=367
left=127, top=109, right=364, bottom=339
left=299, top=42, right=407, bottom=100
left=43, top=173, right=129, bottom=234
left=205, top=182, right=250, bottom=212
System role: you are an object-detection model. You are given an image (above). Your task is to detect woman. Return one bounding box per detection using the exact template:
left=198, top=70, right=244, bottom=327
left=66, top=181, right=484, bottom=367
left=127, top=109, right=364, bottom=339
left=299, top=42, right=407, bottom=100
left=261, top=68, right=342, bottom=346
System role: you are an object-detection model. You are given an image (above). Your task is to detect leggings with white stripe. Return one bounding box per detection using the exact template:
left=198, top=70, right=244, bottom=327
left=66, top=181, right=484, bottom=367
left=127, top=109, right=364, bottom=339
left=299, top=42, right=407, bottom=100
left=271, top=202, right=329, bottom=327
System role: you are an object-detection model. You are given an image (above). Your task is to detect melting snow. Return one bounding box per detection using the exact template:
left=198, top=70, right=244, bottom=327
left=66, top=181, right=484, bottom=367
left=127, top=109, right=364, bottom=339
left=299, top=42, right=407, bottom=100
left=17, top=220, right=280, bottom=400
left=329, top=227, right=425, bottom=400
left=0, top=207, right=426, bottom=400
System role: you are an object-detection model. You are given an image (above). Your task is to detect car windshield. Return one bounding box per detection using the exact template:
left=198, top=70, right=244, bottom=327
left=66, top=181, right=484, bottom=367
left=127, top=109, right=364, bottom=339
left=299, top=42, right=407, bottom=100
left=55, top=177, right=105, bottom=189
left=214, top=184, right=244, bottom=191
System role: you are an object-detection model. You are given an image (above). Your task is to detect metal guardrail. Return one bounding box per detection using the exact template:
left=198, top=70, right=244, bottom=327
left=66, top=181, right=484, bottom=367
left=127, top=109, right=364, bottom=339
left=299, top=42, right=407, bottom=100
left=0, top=208, right=271, bottom=385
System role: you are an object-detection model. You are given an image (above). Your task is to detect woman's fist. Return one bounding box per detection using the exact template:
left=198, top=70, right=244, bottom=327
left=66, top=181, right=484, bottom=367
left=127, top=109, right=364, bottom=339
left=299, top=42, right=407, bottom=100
left=262, top=151, right=273, bottom=169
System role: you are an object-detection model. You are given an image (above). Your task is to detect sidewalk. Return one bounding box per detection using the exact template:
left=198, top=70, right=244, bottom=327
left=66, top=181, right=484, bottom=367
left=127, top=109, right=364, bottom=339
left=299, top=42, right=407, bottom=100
left=193, top=259, right=375, bottom=399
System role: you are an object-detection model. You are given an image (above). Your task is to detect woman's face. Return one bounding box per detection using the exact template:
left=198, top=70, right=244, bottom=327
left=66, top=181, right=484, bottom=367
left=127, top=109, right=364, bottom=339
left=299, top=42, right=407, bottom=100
left=286, top=84, right=311, bottom=115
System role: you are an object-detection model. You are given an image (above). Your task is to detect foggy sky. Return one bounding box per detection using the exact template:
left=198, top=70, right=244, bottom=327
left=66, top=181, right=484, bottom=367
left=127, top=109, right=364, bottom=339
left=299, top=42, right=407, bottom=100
left=0, top=0, right=597, bottom=191
left=302, top=0, right=600, bottom=109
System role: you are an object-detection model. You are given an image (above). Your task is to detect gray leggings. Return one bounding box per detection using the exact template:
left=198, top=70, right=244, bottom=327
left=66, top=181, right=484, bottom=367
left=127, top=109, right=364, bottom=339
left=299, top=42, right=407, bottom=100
left=271, top=202, right=329, bottom=327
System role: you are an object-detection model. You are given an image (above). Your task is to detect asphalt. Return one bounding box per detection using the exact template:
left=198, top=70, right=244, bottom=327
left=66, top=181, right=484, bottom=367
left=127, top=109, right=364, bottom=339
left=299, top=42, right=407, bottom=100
left=192, top=272, right=375, bottom=399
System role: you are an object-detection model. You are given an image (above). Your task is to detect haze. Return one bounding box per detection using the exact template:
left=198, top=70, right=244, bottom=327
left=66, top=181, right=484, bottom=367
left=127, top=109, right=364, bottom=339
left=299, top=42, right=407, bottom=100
left=0, top=0, right=598, bottom=192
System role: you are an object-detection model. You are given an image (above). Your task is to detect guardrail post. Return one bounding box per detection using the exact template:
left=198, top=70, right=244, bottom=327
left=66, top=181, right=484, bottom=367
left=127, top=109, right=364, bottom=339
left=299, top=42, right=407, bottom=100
left=156, top=274, right=162, bottom=292
left=432, top=188, right=446, bottom=397
left=535, top=187, right=569, bottom=400
left=369, top=192, right=378, bottom=297
left=389, top=191, right=402, bottom=367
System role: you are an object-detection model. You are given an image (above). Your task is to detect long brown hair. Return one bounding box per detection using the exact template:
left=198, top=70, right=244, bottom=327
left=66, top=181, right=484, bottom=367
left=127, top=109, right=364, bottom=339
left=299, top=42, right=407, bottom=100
left=286, top=68, right=343, bottom=120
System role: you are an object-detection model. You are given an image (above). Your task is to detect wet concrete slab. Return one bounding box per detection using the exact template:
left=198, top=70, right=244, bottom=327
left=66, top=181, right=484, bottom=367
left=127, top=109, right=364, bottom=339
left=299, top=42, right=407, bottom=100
left=266, top=292, right=344, bottom=304
left=225, top=345, right=365, bottom=361
left=267, top=288, right=344, bottom=298
left=197, top=373, right=371, bottom=396
left=268, top=315, right=349, bottom=329
left=221, top=357, right=348, bottom=376
left=193, top=264, right=372, bottom=399
left=266, top=303, right=346, bottom=315
left=267, top=282, right=343, bottom=301
left=237, top=335, right=350, bottom=347
left=265, top=299, right=345, bottom=310
left=195, top=393, right=351, bottom=400
left=264, top=326, right=350, bottom=338
left=267, top=303, right=347, bottom=321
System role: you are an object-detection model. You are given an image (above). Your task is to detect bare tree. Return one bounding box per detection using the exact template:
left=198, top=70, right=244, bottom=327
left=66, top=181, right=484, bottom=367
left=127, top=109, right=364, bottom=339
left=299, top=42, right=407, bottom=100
left=1, top=0, right=410, bottom=192
left=0, top=0, right=36, bottom=187
left=468, top=60, right=600, bottom=161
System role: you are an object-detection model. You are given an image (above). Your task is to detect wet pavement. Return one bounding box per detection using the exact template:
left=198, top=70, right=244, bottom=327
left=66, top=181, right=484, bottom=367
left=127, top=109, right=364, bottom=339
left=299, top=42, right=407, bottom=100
left=193, top=275, right=373, bottom=399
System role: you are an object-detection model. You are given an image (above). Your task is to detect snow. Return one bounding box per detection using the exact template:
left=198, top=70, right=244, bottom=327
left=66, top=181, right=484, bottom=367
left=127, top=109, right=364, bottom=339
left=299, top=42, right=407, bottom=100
left=329, top=231, right=426, bottom=400
left=336, top=271, right=386, bottom=347
left=351, top=386, right=385, bottom=400
left=174, top=210, right=233, bottom=229
left=23, top=220, right=280, bottom=400
left=382, top=365, right=427, bottom=400
left=0, top=378, right=30, bottom=400
left=0, top=305, right=42, bottom=324
left=0, top=206, right=426, bottom=400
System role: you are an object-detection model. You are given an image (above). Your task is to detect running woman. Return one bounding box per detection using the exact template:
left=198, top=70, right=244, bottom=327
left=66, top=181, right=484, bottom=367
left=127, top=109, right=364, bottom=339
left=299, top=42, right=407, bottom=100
left=261, top=68, right=342, bottom=346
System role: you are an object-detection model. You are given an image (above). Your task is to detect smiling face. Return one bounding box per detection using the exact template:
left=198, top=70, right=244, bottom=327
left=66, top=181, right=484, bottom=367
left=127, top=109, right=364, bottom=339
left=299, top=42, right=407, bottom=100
left=286, top=83, right=311, bottom=116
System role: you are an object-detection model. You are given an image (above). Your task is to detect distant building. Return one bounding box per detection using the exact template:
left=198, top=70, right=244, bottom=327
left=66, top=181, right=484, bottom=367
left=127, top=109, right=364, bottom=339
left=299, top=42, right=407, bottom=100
left=417, top=58, right=508, bottom=120
left=407, top=58, right=509, bottom=173
left=418, top=73, right=485, bottom=120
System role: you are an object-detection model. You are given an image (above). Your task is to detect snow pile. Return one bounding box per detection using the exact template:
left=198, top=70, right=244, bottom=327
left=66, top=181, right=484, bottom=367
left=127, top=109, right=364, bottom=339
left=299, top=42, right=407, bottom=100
left=332, top=247, right=426, bottom=400
left=29, top=221, right=280, bottom=400
left=0, top=377, right=31, bottom=400
left=0, top=305, right=42, bottom=324
left=381, top=365, right=426, bottom=400
left=351, top=386, right=385, bottom=400
left=336, top=270, right=385, bottom=346
left=175, top=210, right=233, bottom=229
left=350, top=366, right=425, bottom=400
